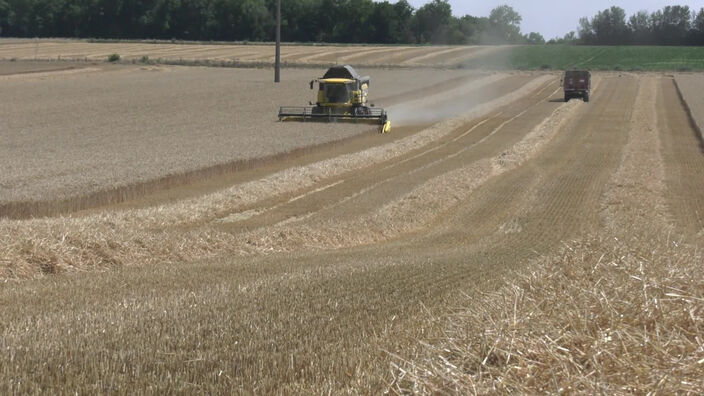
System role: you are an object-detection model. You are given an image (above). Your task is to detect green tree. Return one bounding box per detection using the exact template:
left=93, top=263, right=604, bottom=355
left=563, top=31, right=577, bottom=44
left=391, top=0, right=415, bottom=43
left=367, top=1, right=412, bottom=44
left=628, top=10, right=651, bottom=44
left=525, top=31, right=545, bottom=44
left=0, top=0, right=10, bottom=35
left=577, top=16, right=594, bottom=43
left=413, top=0, right=451, bottom=44
left=651, top=5, right=691, bottom=45
left=591, top=6, right=630, bottom=45
left=0, top=0, right=531, bottom=45
left=452, top=15, right=483, bottom=44
left=692, top=8, right=704, bottom=45
left=483, top=4, right=522, bottom=44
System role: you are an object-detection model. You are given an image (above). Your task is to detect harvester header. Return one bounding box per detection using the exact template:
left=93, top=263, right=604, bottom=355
left=278, top=65, right=391, bottom=133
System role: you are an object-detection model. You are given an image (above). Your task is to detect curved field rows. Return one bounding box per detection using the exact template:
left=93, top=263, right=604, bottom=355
left=393, top=76, right=704, bottom=394
left=0, top=63, right=521, bottom=218
left=1, top=72, right=702, bottom=394
left=0, top=73, right=551, bottom=274
left=0, top=40, right=496, bottom=67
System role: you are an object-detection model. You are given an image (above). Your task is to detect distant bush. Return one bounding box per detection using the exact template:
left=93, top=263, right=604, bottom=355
left=107, top=53, right=120, bottom=62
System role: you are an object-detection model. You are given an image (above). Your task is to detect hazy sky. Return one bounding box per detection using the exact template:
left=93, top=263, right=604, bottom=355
left=406, top=1, right=703, bottom=39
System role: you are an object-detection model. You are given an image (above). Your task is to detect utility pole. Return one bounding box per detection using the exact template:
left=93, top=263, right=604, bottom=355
left=275, top=0, right=281, bottom=83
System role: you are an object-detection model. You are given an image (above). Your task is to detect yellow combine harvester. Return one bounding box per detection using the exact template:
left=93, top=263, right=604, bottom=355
left=278, top=65, right=391, bottom=133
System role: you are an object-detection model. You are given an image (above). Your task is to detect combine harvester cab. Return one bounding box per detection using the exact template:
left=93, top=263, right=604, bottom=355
left=562, top=70, right=591, bottom=102
left=279, top=65, right=391, bottom=133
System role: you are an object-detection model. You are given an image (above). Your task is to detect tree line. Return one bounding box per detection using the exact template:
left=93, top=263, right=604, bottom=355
left=1, top=1, right=702, bottom=46
left=575, top=5, right=704, bottom=45
left=0, top=0, right=543, bottom=45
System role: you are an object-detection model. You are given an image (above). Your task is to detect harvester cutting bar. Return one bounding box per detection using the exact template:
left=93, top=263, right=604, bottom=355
left=278, top=106, right=388, bottom=124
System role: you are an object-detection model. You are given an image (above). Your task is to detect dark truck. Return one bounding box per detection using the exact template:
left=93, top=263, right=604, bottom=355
left=562, top=70, right=591, bottom=102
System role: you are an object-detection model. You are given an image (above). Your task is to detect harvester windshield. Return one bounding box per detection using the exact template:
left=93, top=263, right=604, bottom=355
left=324, top=83, right=350, bottom=104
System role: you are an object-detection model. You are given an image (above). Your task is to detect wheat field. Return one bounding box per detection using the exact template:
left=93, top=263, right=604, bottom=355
left=0, top=46, right=702, bottom=393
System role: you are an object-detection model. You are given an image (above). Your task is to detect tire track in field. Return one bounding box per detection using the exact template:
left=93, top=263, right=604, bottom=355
left=658, top=77, right=704, bottom=238
left=316, top=76, right=635, bottom=323
left=214, top=75, right=555, bottom=231
left=416, top=75, right=636, bottom=253
left=601, top=76, right=672, bottom=237
left=281, top=84, right=564, bottom=227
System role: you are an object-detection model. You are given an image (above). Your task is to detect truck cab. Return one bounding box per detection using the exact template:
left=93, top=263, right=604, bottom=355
left=562, top=70, right=591, bottom=102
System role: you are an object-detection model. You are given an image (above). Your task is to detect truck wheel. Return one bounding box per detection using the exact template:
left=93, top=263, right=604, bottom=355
left=583, top=93, right=589, bottom=102
left=564, top=94, right=569, bottom=102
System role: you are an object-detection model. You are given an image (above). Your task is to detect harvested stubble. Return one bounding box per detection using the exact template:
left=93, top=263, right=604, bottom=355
left=391, top=75, right=704, bottom=394
left=390, top=234, right=704, bottom=394
left=249, top=79, right=580, bottom=251
left=0, top=74, right=551, bottom=279
left=0, top=64, right=486, bottom=215
left=0, top=65, right=354, bottom=203
left=2, top=73, right=703, bottom=394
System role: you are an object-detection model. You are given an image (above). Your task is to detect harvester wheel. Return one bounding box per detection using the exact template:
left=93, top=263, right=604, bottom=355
left=583, top=93, right=590, bottom=102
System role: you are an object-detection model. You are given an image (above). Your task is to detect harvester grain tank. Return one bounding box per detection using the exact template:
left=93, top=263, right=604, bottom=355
left=278, top=65, right=391, bottom=133
left=562, top=70, right=591, bottom=102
